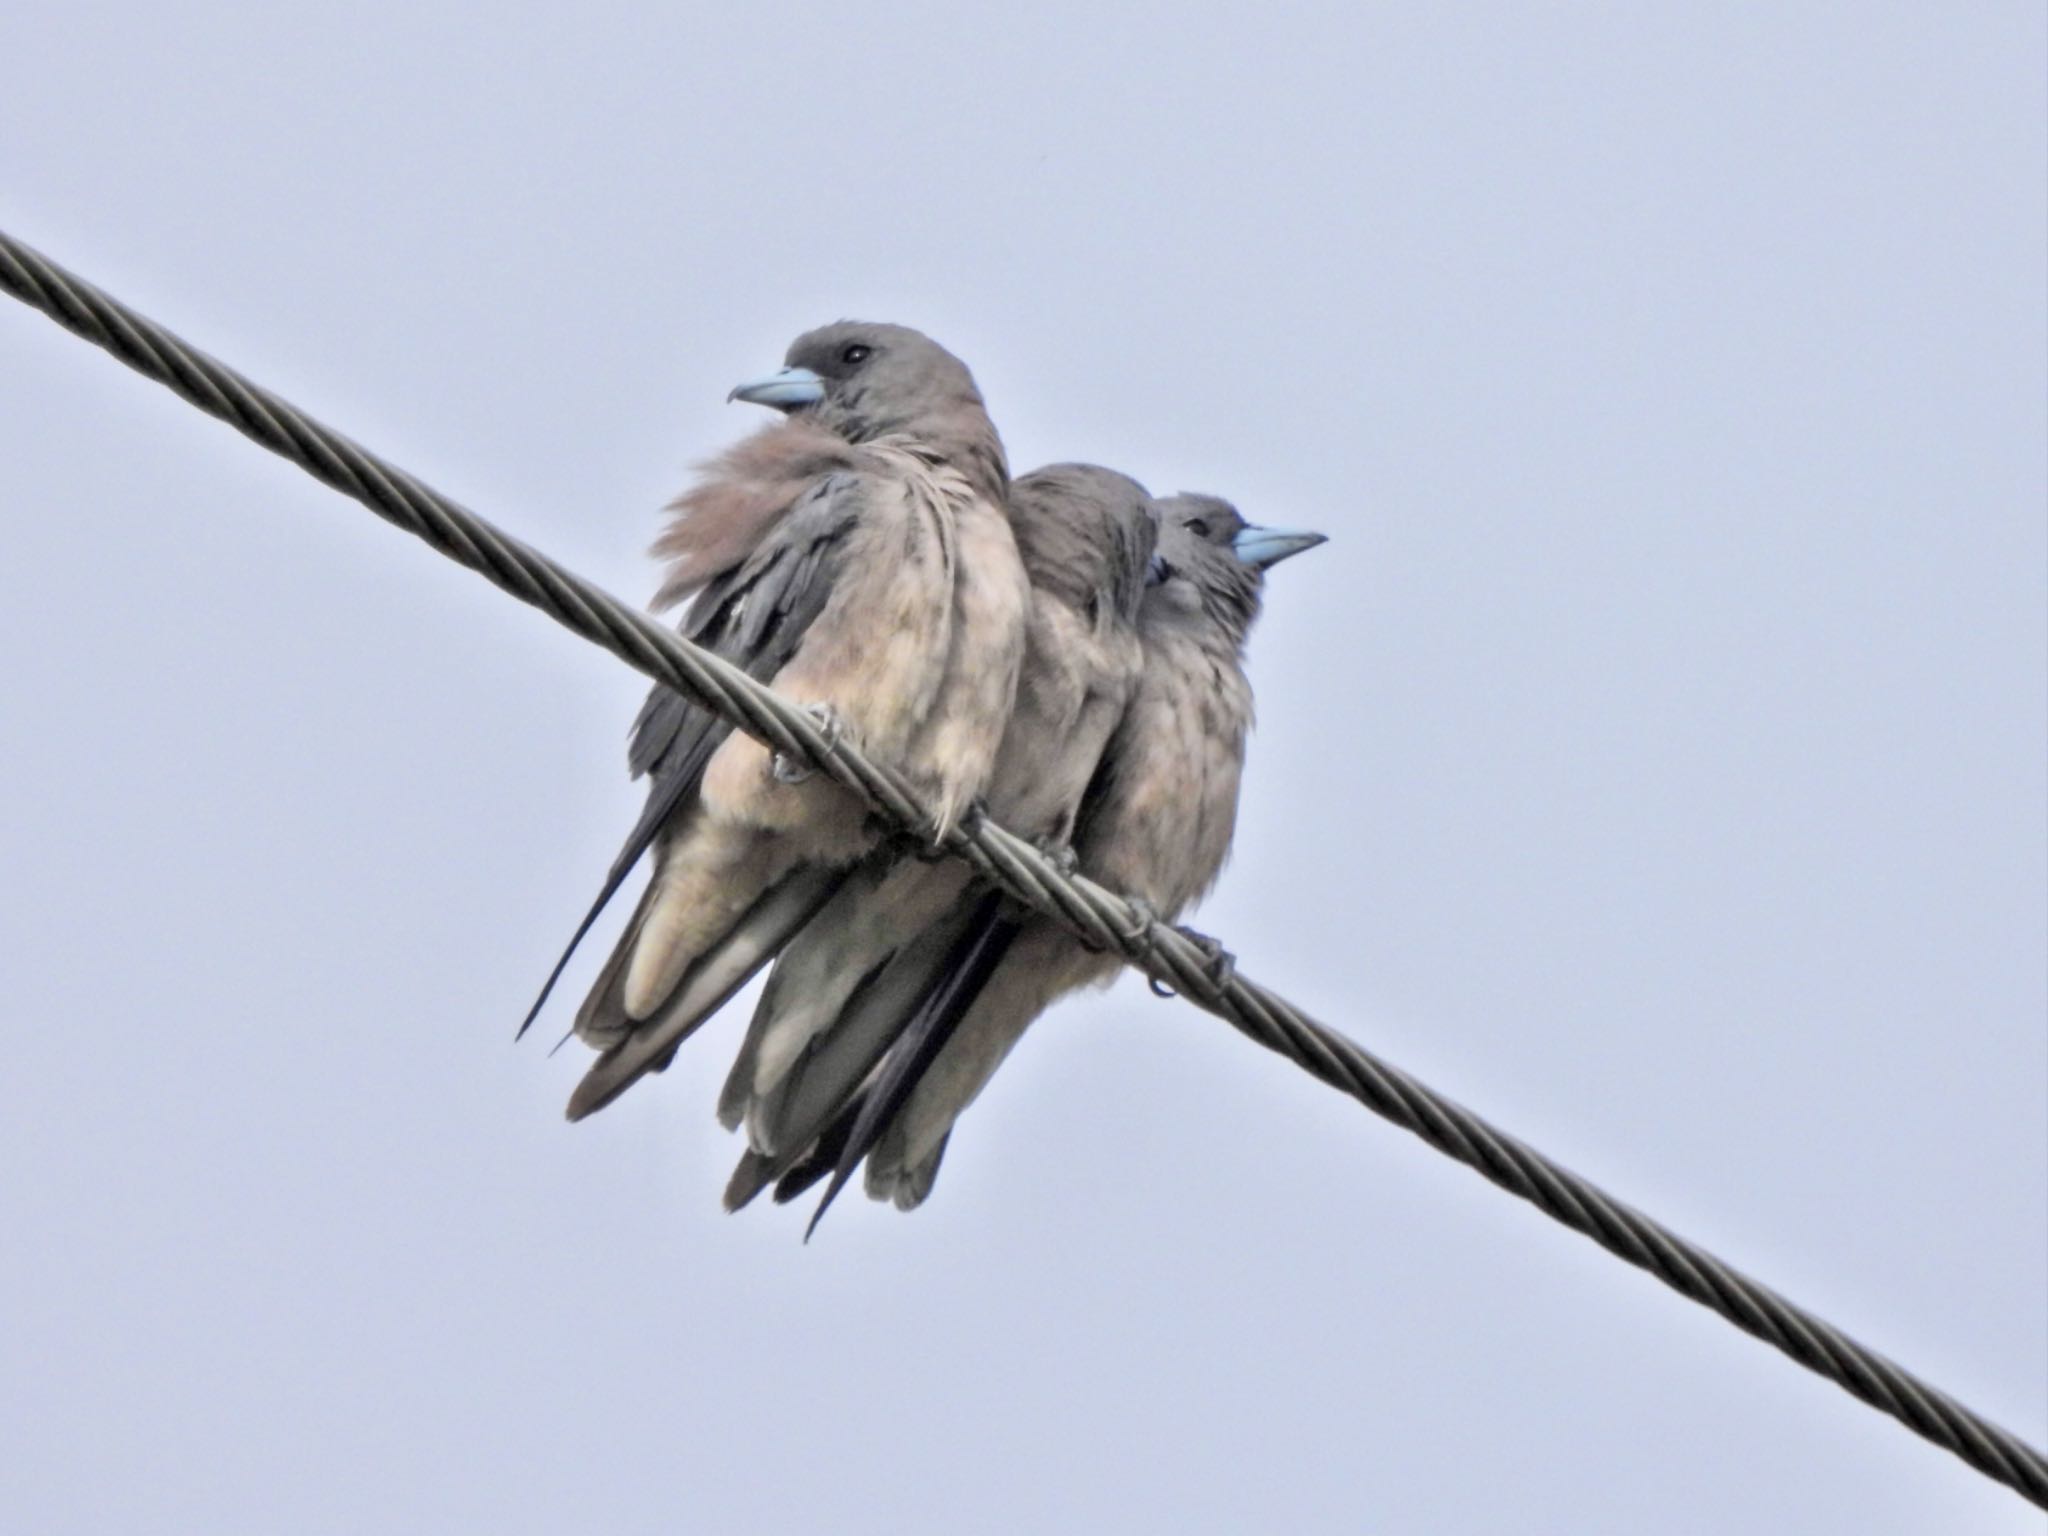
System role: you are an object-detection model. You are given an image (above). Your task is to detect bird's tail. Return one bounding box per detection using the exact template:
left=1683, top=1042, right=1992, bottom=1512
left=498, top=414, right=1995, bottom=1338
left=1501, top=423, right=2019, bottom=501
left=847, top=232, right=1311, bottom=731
left=729, top=896, right=987, bottom=1161
left=565, top=865, right=846, bottom=1121
left=718, top=892, right=1022, bottom=1226
left=716, top=859, right=969, bottom=1143
left=802, top=902, right=1018, bottom=1235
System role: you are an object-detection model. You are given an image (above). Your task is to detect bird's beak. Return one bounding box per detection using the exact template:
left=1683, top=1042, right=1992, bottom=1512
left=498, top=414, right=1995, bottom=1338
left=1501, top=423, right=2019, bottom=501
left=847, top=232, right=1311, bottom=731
left=1231, top=525, right=1328, bottom=570
left=728, top=365, right=826, bottom=410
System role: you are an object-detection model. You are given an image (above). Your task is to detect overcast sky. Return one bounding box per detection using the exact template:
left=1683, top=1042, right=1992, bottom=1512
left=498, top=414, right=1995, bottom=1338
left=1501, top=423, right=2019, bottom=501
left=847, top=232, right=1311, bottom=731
left=2, top=5, right=2043, bottom=1532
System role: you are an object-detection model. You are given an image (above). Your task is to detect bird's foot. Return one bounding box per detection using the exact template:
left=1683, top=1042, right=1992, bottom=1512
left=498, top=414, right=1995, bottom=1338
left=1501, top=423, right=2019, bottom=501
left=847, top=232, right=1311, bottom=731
left=1033, top=833, right=1080, bottom=878
left=1116, top=895, right=1160, bottom=948
left=1176, top=926, right=1236, bottom=994
left=1129, top=913, right=1234, bottom=1000
left=772, top=703, right=848, bottom=785
left=1113, top=896, right=1177, bottom=992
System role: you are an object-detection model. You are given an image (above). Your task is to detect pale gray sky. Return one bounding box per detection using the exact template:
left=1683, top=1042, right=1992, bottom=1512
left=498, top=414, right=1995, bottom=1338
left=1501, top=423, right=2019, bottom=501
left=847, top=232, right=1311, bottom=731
left=2, top=5, right=2043, bottom=1532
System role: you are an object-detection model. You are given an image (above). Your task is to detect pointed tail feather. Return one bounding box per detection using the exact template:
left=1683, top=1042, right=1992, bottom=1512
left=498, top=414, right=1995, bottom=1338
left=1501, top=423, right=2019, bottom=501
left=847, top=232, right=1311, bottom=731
left=514, top=753, right=713, bottom=1040
left=514, top=846, right=640, bottom=1041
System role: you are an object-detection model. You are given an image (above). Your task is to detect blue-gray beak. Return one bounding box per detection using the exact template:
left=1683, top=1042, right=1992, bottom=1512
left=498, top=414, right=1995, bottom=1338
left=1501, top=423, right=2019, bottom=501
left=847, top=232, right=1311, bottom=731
left=728, top=365, right=826, bottom=410
left=1231, top=524, right=1328, bottom=570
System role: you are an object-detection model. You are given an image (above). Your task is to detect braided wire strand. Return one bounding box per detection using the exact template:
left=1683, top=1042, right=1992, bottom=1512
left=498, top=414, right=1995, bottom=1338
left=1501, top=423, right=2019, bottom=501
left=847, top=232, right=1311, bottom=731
left=3, top=227, right=2041, bottom=1510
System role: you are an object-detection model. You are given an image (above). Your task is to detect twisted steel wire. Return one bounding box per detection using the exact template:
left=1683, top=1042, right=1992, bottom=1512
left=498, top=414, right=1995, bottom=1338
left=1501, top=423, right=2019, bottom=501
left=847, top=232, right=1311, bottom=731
left=3, top=226, right=2041, bottom=1510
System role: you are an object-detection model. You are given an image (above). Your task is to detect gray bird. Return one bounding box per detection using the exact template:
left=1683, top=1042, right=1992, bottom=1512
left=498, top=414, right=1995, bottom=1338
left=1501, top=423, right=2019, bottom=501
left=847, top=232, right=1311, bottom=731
left=717, top=464, right=1159, bottom=1204
left=521, top=322, right=1031, bottom=1124
left=742, top=493, right=1326, bottom=1225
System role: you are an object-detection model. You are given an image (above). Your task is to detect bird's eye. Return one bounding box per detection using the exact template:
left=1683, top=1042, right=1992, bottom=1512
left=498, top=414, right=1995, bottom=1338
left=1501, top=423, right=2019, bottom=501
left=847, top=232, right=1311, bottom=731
left=1185, top=518, right=1211, bottom=539
left=840, top=343, right=872, bottom=366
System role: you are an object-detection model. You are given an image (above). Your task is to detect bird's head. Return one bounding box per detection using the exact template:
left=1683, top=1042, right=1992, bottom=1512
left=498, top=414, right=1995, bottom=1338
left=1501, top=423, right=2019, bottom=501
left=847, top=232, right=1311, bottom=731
left=1145, top=493, right=1326, bottom=640
left=729, top=321, right=989, bottom=447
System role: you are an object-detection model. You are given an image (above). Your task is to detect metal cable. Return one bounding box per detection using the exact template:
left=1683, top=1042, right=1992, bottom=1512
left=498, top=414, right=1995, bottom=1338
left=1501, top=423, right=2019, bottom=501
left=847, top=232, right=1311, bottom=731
left=3, top=226, right=2041, bottom=1510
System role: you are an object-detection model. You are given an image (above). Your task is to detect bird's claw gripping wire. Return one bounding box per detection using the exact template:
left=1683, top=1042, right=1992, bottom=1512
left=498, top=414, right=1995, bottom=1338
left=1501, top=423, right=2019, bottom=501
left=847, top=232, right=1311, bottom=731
left=1116, top=895, right=1161, bottom=949
left=1177, top=926, right=1237, bottom=995
left=1033, top=833, right=1080, bottom=877
left=1135, top=916, right=1234, bottom=1000
left=772, top=703, right=847, bottom=785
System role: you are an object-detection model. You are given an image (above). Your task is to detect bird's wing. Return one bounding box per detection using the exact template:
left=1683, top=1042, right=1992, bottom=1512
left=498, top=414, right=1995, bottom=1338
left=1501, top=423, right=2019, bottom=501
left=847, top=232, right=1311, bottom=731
left=516, top=477, right=860, bottom=1037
